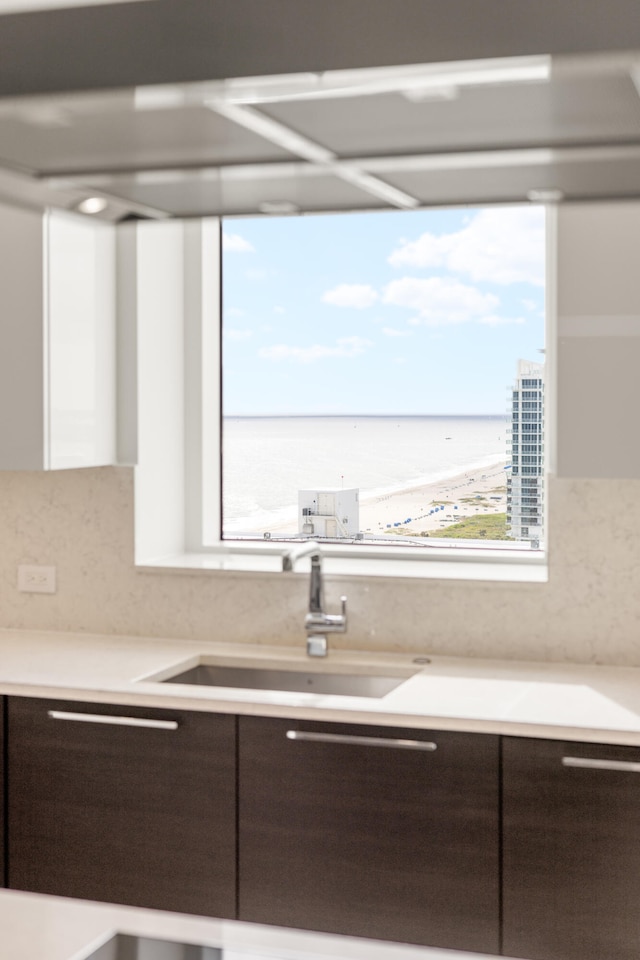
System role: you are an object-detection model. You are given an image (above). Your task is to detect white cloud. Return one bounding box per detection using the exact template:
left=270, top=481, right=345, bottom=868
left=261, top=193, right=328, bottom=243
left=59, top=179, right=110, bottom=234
left=382, top=326, right=411, bottom=337
left=389, top=232, right=454, bottom=271
left=222, top=232, right=255, bottom=253
left=388, top=206, right=545, bottom=286
left=382, top=276, right=499, bottom=326
left=225, top=307, right=245, bottom=318
left=259, top=336, right=373, bottom=364
left=224, top=328, right=253, bottom=340
left=273, top=306, right=286, bottom=314
left=322, top=283, right=379, bottom=309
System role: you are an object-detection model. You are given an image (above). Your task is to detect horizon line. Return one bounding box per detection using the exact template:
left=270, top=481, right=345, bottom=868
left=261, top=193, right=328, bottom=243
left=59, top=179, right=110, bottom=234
left=223, top=412, right=507, bottom=419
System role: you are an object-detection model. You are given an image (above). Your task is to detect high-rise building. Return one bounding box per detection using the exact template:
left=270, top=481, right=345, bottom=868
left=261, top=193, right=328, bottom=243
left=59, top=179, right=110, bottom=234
left=507, top=359, right=544, bottom=544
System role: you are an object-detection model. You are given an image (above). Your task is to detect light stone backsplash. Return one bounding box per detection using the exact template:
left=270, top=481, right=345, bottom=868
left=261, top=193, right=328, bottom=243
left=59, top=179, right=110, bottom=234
left=0, top=466, right=638, bottom=666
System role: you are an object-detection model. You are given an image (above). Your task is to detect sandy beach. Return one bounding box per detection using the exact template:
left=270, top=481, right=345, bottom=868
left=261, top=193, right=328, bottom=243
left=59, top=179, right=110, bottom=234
left=359, top=461, right=508, bottom=537
left=258, top=461, right=508, bottom=538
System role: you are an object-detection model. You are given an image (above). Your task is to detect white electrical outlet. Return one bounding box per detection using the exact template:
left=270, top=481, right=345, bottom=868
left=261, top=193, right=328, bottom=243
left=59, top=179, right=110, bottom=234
left=18, top=564, right=57, bottom=594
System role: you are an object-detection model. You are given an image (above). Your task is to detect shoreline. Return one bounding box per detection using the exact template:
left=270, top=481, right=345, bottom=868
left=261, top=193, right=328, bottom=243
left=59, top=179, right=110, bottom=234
left=359, top=461, right=508, bottom=536
left=246, top=461, right=508, bottom=537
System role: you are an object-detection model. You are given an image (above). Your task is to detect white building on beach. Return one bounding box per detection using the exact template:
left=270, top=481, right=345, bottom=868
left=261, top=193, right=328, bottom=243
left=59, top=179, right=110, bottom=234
left=298, top=489, right=359, bottom=539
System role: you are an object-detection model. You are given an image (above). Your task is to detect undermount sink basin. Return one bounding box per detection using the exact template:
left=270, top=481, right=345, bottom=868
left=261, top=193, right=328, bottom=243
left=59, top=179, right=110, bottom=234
left=161, top=663, right=411, bottom=698
left=82, top=934, right=221, bottom=960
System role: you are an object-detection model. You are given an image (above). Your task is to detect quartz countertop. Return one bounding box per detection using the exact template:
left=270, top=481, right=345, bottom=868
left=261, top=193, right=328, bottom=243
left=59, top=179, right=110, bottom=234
left=0, top=888, right=523, bottom=960
left=1, top=627, right=640, bottom=745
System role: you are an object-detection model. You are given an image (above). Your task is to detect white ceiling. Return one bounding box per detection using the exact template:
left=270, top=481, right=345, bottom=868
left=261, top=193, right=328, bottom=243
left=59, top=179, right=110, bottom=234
left=1, top=50, right=640, bottom=220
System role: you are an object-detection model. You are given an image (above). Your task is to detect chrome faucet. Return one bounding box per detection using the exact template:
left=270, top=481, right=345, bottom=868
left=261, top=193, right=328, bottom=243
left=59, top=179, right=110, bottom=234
left=283, top=542, right=348, bottom=657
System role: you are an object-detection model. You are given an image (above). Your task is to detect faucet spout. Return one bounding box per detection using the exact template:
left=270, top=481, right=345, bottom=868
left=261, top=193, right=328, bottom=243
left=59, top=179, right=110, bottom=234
left=304, top=552, right=348, bottom=657
left=282, top=542, right=348, bottom=657
left=281, top=539, right=322, bottom=572
left=308, top=552, right=324, bottom=614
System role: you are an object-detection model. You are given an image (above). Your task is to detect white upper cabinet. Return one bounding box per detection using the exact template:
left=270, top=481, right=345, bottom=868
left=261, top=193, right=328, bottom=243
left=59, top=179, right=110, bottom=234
left=0, top=201, right=116, bottom=470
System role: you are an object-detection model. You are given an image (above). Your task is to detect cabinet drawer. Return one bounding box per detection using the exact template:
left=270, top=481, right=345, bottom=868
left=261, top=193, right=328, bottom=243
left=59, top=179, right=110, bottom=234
left=503, top=736, right=640, bottom=960
left=8, top=697, right=236, bottom=917
left=239, top=716, right=499, bottom=953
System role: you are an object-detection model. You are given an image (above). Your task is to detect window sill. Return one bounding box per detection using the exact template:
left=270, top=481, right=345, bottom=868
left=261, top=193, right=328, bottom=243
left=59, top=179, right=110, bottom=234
left=136, top=544, right=548, bottom=584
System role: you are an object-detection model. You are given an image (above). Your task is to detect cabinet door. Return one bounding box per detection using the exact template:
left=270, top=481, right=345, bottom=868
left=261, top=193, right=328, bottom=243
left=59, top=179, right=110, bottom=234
left=8, top=697, right=236, bottom=917
left=0, top=201, right=46, bottom=470
left=0, top=697, right=4, bottom=888
left=503, top=736, right=640, bottom=960
left=239, top=717, right=499, bottom=953
left=0, top=204, right=116, bottom=471
left=47, top=211, right=116, bottom=469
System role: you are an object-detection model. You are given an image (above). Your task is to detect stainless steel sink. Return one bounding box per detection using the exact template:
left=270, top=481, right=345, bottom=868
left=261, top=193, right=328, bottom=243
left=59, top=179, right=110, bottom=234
left=82, top=933, right=222, bottom=959
left=161, top=663, right=410, bottom=698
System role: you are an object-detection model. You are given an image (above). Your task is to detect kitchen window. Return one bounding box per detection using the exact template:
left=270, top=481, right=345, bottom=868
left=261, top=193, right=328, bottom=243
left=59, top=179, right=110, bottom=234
left=221, top=204, right=547, bottom=545
left=132, top=203, right=551, bottom=581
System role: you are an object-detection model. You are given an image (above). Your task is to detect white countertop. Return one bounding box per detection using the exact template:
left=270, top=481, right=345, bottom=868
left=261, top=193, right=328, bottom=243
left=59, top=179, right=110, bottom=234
left=0, top=888, right=523, bottom=960
left=0, top=629, right=632, bottom=960
left=1, top=627, right=640, bottom=745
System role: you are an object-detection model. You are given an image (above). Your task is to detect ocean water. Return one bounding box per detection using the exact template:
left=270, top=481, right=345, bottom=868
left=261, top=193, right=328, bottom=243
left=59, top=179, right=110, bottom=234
left=223, top=415, right=507, bottom=533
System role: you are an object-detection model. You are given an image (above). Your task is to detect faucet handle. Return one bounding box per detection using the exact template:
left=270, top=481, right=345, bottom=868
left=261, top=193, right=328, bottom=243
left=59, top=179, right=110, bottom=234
left=340, top=595, right=348, bottom=626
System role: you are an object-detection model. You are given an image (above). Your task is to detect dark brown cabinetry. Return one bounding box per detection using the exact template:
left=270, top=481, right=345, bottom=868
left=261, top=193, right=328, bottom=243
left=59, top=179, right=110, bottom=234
left=503, top=736, right=640, bottom=960
left=9, top=693, right=640, bottom=960
left=7, top=697, right=236, bottom=917
left=238, top=716, right=500, bottom=953
left=0, top=697, right=4, bottom=888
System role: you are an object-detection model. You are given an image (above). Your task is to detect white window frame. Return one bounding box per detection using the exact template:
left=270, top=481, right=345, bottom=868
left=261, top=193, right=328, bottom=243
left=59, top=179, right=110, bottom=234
left=128, top=207, right=555, bottom=583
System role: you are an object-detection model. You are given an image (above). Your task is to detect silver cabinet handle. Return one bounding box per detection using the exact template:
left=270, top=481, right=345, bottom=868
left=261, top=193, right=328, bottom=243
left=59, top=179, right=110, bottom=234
left=47, top=710, right=179, bottom=731
left=562, top=756, right=640, bottom=773
left=286, top=730, right=437, bottom=751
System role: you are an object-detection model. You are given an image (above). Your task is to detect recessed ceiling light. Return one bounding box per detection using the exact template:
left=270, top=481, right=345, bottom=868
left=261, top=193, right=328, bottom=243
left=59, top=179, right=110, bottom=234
left=258, top=200, right=299, bottom=214
left=402, top=85, right=459, bottom=102
left=76, top=196, right=108, bottom=214
left=527, top=189, right=564, bottom=203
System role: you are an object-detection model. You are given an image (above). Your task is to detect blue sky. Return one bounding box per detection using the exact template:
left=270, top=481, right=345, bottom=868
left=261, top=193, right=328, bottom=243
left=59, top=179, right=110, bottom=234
left=222, top=204, right=545, bottom=416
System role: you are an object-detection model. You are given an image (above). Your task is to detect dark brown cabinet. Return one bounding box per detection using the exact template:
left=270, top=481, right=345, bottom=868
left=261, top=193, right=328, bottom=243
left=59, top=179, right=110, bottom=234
left=9, top=692, right=640, bottom=960
left=7, top=697, right=236, bottom=917
left=238, top=716, right=500, bottom=953
left=503, top=736, right=640, bottom=960
left=0, top=697, right=4, bottom=888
